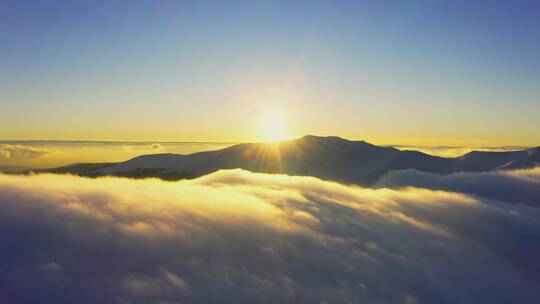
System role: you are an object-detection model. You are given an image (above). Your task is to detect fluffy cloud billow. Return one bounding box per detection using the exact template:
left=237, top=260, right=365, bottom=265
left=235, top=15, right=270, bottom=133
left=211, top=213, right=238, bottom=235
left=0, top=170, right=539, bottom=303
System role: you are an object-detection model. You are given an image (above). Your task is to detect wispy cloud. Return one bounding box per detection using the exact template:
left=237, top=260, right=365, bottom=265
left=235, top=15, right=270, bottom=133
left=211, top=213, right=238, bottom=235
left=0, top=170, right=538, bottom=303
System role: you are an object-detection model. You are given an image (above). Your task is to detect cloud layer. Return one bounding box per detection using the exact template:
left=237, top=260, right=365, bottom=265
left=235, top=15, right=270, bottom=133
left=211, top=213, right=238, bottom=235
left=376, top=167, right=540, bottom=206
left=0, top=170, right=539, bottom=303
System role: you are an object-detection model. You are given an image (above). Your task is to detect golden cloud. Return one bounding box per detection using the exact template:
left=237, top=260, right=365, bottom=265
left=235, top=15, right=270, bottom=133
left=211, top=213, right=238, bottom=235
left=0, top=169, right=539, bottom=303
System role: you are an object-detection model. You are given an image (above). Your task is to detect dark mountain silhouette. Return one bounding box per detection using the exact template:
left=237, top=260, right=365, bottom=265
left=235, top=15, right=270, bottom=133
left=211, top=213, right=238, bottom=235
left=0, top=166, right=30, bottom=174
left=29, top=135, right=540, bottom=185
left=498, top=147, right=540, bottom=170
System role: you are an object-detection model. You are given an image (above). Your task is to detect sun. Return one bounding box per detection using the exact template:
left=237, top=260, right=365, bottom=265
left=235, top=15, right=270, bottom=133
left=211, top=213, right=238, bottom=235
left=259, top=109, right=291, bottom=142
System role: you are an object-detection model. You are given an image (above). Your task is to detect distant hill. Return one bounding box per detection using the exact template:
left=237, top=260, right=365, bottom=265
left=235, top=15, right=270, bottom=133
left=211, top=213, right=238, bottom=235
left=31, top=162, right=117, bottom=174
left=0, top=166, right=31, bottom=174
left=27, top=135, right=540, bottom=185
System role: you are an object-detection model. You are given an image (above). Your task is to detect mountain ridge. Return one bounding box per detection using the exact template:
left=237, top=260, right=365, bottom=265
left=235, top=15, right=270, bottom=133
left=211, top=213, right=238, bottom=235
left=24, top=135, right=540, bottom=185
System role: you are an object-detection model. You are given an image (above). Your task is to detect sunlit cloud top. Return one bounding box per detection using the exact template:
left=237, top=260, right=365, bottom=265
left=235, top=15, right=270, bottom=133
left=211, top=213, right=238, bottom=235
left=0, top=169, right=539, bottom=302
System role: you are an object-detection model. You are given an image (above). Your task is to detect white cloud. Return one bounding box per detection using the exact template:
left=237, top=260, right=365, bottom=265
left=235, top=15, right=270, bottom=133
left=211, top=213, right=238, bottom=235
left=0, top=170, right=539, bottom=303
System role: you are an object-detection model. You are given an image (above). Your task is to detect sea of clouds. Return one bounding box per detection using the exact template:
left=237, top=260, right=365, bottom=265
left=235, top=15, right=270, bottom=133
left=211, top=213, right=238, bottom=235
left=376, top=167, right=540, bottom=207
left=0, top=169, right=539, bottom=303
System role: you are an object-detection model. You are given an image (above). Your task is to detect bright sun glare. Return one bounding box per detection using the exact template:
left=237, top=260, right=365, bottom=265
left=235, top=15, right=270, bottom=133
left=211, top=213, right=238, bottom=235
left=260, top=109, right=291, bottom=142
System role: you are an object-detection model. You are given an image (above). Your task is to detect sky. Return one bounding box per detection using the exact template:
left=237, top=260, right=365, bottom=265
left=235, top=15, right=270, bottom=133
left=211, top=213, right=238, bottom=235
left=1, top=0, right=539, bottom=146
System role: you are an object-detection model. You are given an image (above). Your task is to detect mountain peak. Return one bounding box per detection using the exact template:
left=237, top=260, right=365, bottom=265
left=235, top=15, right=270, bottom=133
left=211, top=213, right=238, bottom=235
left=298, top=135, right=354, bottom=143
left=33, top=136, right=537, bottom=185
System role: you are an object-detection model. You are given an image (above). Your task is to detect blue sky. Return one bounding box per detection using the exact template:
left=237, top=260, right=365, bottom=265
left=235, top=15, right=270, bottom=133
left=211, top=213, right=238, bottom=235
left=1, top=0, right=539, bottom=145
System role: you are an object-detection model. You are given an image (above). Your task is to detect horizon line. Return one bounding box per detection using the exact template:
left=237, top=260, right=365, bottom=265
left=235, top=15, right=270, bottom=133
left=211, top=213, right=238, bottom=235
left=0, top=138, right=536, bottom=149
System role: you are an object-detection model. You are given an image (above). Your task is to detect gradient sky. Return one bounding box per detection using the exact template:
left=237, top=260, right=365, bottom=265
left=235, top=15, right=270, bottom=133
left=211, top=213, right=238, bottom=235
left=1, top=0, right=539, bottom=145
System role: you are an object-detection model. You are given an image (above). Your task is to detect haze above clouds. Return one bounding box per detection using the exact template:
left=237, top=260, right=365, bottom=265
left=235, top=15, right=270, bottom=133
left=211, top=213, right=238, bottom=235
left=0, top=142, right=234, bottom=168
left=1, top=169, right=539, bottom=303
